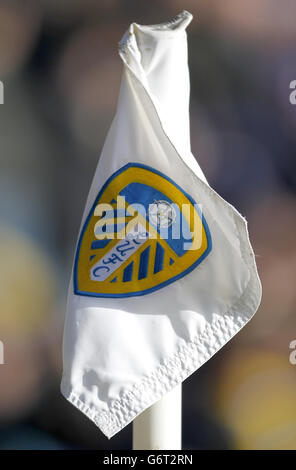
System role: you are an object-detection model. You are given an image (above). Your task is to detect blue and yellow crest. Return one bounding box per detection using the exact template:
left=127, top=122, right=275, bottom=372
left=74, top=163, right=211, bottom=298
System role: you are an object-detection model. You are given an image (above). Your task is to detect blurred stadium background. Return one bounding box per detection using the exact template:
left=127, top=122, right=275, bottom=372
left=0, top=0, right=296, bottom=450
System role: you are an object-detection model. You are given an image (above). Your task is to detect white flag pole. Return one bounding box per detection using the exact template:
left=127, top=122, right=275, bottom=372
left=132, top=384, right=182, bottom=450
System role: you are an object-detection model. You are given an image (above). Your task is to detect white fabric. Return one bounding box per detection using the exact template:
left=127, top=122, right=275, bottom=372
left=61, top=11, right=261, bottom=438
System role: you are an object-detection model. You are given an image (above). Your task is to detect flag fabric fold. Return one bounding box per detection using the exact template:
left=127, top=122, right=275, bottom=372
left=61, top=11, right=261, bottom=438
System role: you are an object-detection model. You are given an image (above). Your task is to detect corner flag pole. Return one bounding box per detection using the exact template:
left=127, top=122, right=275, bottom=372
left=132, top=384, right=182, bottom=450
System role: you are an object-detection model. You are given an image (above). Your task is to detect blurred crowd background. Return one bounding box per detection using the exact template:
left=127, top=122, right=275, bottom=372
left=0, top=0, right=296, bottom=450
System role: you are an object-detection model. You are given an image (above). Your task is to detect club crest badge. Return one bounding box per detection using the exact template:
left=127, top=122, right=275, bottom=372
left=74, top=163, right=212, bottom=298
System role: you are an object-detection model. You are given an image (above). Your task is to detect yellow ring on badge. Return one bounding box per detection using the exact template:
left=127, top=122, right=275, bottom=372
left=74, top=163, right=212, bottom=297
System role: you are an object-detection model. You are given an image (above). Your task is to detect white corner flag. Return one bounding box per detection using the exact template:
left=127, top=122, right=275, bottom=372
left=61, top=11, right=261, bottom=439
